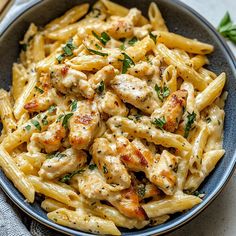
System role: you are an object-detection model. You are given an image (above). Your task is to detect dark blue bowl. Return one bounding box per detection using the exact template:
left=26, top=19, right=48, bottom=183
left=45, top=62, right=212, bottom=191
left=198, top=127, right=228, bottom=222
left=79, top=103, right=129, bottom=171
left=0, top=0, right=236, bottom=235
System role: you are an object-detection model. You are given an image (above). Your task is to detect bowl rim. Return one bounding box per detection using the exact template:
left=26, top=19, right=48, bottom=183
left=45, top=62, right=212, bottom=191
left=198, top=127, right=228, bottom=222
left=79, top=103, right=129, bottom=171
left=0, top=0, right=236, bottom=235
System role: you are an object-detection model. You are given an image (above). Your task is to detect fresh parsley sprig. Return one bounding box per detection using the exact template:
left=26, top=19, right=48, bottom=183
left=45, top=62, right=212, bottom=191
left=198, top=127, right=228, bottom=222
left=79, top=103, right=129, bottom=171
left=184, top=111, right=196, bottom=138
left=217, top=12, right=236, bottom=44
left=152, top=117, right=166, bottom=130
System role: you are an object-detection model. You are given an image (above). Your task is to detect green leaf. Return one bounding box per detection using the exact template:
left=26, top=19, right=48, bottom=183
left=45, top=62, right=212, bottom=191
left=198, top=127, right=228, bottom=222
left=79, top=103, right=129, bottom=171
left=57, top=39, right=76, bottom=63
left=128, top=36, right=138, bottom=46
left=70, top=100, right=77, bottom=112
left=88, top=164, right=97, bottom=170
left=42, top=116, right=48, bottom=125
left=24, top=125, right=31, bottom=131
left=86, top=47, right=108, bottom=57
left=31, top=120, right=41, bottom=131
left=149, top=32, right=157, bottom=44
left=155, top=84, right=170, bottom=102
left=62, top=113, right=73, bottom=128
left=56, top=114, right=64, bottom=122
left=152, top=117, right=166, bottom=130
left=184, top=111, right=196, bottom=138
left=95, top=43, right=102, bottom=50
left=92, top=31, right=111, bottom=45
left=60, top=169, right=85, bottom=184
left=96, top=81, right=105, bottom=94
left=34, top=86, right=44, bottom=94
left=48, top=105, right=57, bottom=113
left=122, top=53, right=135, bottom=73
left=56, top=55, right=64, bottom=63
left=46, top=151, right=67, bottom=159
left=218, top=11, right=231, bottom=30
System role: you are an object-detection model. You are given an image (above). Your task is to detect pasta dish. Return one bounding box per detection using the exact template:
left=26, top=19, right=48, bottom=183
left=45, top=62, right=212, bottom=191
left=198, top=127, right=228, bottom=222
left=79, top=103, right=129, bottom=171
left=0, top=0, right=227, bottom=235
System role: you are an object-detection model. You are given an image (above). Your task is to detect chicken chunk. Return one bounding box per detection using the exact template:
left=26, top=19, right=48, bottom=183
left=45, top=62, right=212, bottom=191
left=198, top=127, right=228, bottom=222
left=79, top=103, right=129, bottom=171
left=39, top=148, right=87, bottom=180
left=111, top=74, right=158, bottom=114
left=50, top=65, right=94, bottom=99
left=69, top=100, right=100, bottom=150
left=151, top=90, right=188, bottom=132
left=91, top=138, right=131, bottom=189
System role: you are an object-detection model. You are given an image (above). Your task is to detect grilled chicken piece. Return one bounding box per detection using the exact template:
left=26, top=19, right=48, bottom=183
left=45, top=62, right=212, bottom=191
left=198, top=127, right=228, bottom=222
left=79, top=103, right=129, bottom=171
left=96, top=91, right=128, bottom=117
left=69, top=100, right=100, bottom=150
left=91, top=138, right=131, bottom=189
left=151, top=90, right=188, bottom=132
left=24, top=88, right=67, bottom=112
left=111, top=74, right=158, bottom=114
left=39, top=148, right=87, bottom=180
left=31, top=121, right=66, bottom=153
left=117, top=137, right=180, bottom=195
left=50, top=65, right=94, bottom=99
left=76, top=167, right=147, bottom=220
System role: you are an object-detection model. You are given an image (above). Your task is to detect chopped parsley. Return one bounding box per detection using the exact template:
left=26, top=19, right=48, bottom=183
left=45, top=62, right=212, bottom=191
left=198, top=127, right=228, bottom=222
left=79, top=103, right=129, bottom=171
left=96, top=81, right=105, bottom=94
left=42, top=116, right=48, bottom=125
left=119, top=43, right=126, bottom=51
left=56, top=39, right=76, bottom=63
left=92, top=31, right=111, bottom=46
left=152, top=117, right=166, bottom=130
left=137, top=185, right=146, bottom=198
left=217, top=12, right=236, bottom=44
left=128, top=36, right=138, bottom=46
left=88, top=164, right=97, bottom=170
left=95, top=43, right=102, bottom=50
left=31, top=120, right=41, bottom=131
left=149, top=32, right=157, bottom=44
left=56, top=114, right=64, bottom=122
left=62, top=113, right=73, bottom=128
left=184, top=111, right=196, bottom=138
left=70, top=100, right=77, bottom=112
left=46, top=151, right=67, bottom=159
left=34, top=86, right=44, bottom=94
left=60, top=169, right=85, bottom=184
left=24, top=125, right=31, bottom=131
left=155, top=84, right=170, bottom=102
left=86, top=47, right=108, bottom=57
left=121, top=52, right=135, bottom=73
left=103, top=165, right=108, bottom=174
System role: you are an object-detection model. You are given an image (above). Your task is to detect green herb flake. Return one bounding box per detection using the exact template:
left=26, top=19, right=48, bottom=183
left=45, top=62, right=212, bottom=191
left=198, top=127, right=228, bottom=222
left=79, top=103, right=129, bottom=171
left=70, top=100, right=77, bottom=112
left=56, top=114, right=64, bottom=122
left=96, top=81, right=105, bottom=94
left=62, top=113, right=73, bottom=128
left=119, top=43, right=126, bottom=51
left=60, top=169, right=85, bottom=184
left=31, top=120, right=41, bottom=131
left=128, top=36, right=138, bottom=46
left=46, top=151, right=67, bottom=160
left=34, top=86, right=44, bottom=94
left=57, top=39, right=76, bottom=63
left=24, top=125, right=31, bottom=131
left=122, top=53, right=135, bottom=73
left=155, top=84, right=170, bottom=102
left=152, top=117, right=166, bottom=130
left=86, top=47, right=108, bottom=57
left=48, top=105, right=57, bottom=113
left=92, top=31, right=111, bottom=45
left=217, top=12, right=236, bottom=44
left=103, top=165, right=108, bottom=174
left=88, top=164, right=97, bottom=170
left=149, top=32, right=157, bottom=44
left=95, top=43, right=102, bottom=50
left=137, top=185, right=146, bottom=198
left=184, top=111, right=196, bottom=138
left=42, top=116, right=48, bottom=125
left=56, top=54, right=64, bottom=63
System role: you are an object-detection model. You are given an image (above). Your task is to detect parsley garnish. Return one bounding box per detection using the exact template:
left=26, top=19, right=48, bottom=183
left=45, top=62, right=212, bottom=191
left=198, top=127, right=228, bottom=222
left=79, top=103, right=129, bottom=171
left=149, top=32, right=157, bottom=44
left=119, top=43, right=126, bottom=51
left=88, top=164, right=97, bottom=170
left=137, top=185, right=146, bottom=198
left=42, top=116, right=48, bottom=125
left=46, top=152, right=67, bottom=159
left=95, top=43, right=102, bottom=50
left=128, top=36, right=138, bottom=46
left=152, top=117, right=166, bottom=130
left=184, top=111, right=196, bottom=138
left=155, top=84, right=170, bottom=102
left=48, top=105, right=56, bottom=113
left=96, top=81, right=105, bottom=94
left=31, top=120, right=41, bottom=131
left=92, top=31, right=111, bottom=45
left=56, top=114, right=64, bottom=122
left=24, top=125, right=31, bottom=131
left=70, top=100, right=77, bottom=112
left=62, top=113, right=73, bottom=128
left=34, top=86, right=44, bottom=94
left=122, top=53, right=135, bottom=73
left=56, top=39, right=76, bottom=63
left=86, top=48, right=108, bottom=57
left=217, top=12, right=236, bottom=44
left=103, top=165, right=108, bottom=174
left=60, top=169, right=85, bottom=184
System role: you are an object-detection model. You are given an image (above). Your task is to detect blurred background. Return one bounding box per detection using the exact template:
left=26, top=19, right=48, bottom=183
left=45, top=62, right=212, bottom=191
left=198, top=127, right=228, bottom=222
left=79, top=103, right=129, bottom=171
left=0, top=1, right=236, bottom=236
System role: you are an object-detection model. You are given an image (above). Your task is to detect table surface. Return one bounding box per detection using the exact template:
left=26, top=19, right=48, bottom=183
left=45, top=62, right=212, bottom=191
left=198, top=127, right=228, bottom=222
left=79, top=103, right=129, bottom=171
left=1, top=1, right=236, bottom=236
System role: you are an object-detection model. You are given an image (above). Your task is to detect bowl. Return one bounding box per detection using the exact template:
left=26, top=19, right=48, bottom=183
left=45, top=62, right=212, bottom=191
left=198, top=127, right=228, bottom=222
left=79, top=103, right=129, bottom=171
left=0, top=0, right=236, bottom=235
